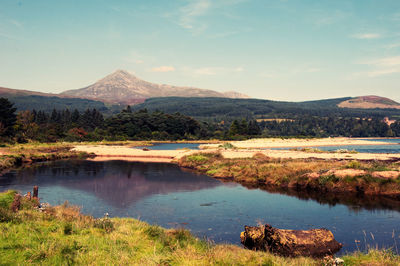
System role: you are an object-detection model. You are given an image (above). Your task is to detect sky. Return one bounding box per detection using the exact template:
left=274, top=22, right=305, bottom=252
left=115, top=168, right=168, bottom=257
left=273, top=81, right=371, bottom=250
left=1, top=0, right=400, bottom=102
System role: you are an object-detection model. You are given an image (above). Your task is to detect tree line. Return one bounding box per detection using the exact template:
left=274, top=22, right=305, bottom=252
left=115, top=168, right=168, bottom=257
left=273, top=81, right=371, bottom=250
left=1, top=97, right=400, bottom=143
left=258, top=116, right=400, bottom=137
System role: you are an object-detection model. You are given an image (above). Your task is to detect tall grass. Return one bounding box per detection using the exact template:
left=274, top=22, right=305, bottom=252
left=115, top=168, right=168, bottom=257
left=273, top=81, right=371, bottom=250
left=0, top=190, right=399, bottom=265
left=179, top=152, right=400, bottom=199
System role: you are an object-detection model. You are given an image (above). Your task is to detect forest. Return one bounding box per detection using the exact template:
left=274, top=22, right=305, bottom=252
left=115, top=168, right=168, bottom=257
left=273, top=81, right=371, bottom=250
left=1, top=97, right=400, bottom=143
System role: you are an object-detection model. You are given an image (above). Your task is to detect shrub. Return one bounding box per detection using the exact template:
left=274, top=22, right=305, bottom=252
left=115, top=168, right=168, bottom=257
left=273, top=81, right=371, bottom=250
left=187, top=154, right=209, bottom=163
left=63, top=223, right=73, bottom=235
left=0, top=190, right=17, bottom=209
left=346, top=160, right=362, bottom=169
left=94, top=215, right=114, bottom=233
left=218, top=143, right=237, bottom=149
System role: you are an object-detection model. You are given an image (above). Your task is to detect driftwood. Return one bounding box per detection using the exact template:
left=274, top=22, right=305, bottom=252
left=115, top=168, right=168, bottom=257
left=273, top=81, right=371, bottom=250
left=240, top=224, right=342, bottom=258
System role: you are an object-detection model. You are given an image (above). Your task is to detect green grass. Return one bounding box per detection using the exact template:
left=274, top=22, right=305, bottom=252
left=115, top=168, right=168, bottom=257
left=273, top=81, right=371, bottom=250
left=0, top=190, right=17, bottom=209
left=0, top=191, right=399, bottom=265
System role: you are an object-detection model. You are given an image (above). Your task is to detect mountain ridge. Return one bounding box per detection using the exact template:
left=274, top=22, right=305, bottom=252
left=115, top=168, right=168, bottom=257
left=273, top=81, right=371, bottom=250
left=61, top=70, right=250, bottom=105
left=338, top=95, right=400, bottom=109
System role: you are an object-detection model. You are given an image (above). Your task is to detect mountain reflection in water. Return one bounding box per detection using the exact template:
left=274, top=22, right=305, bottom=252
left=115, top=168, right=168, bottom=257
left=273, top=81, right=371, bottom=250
left=1, top=159, right=400, bottom=254
left=0, top=160, right=222, bottom=208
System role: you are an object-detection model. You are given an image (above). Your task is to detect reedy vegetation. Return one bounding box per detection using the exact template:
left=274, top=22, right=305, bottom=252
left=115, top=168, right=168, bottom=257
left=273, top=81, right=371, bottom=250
left=179, top=152, right=400, bottom=199
left=0, top=142, right=91, bottom=172
left=0, top=190, right=399, bottom=265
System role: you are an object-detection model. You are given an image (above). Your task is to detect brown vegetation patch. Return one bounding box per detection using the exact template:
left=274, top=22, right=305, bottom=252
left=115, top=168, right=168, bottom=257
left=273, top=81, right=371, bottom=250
left=329, top=169, right=367, bottom=178
left=179, top=152, right=400, bottom=200
left=372, top=171, right=400, bottom=180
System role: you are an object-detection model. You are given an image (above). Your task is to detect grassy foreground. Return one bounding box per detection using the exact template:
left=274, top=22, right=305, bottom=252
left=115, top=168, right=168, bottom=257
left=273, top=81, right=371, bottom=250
left=0, top=191, right=399, bottom=265
left=179, top=152, right=400, bottom=199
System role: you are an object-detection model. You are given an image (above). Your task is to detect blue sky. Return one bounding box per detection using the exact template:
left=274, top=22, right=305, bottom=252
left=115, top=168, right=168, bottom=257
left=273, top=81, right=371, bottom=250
left=1, top=0, right=400, bottom=101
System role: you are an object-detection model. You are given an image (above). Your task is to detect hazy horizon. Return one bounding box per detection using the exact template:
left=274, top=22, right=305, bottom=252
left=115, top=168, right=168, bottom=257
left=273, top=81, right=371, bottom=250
left=1, top=0, right=400, bottom=102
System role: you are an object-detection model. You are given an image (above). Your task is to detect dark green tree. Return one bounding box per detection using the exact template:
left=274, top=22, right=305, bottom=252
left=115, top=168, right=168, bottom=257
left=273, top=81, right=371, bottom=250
left=0, top=98, right=17, bottom=139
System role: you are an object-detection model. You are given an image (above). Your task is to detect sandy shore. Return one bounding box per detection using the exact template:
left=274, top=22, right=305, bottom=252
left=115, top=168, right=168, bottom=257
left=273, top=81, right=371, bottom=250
left=219, top=149, right=400, bottom=161
left=73, top=137, right=400, bottom=162
left=73, top=145, right=197, bottom=163
left=201, top=137, right=392, bottom=149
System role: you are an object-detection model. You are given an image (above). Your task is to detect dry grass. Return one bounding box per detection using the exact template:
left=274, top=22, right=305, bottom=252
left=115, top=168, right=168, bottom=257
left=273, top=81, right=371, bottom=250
left=179, top=152, right=400, bottom=199
left=0, top=142, right=91, bottom=172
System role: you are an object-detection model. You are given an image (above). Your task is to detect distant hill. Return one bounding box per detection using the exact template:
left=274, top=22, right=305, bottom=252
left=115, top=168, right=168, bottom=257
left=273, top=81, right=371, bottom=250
left=132, top=97, right=400, bottom=121
left=0, top=87, right=117, bottom=113
left=61, top=70, right=249, bottom=105
left=338, top=95, right=400, bottom=109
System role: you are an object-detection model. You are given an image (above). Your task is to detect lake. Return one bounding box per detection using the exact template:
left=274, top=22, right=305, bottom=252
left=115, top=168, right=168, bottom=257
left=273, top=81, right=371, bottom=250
left=1, top=159, right=400, bottom=254
left=272, top=138, right=400, bottom=153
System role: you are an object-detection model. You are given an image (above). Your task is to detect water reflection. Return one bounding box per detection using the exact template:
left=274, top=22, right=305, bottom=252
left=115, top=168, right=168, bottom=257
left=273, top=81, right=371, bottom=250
left=245, top=184, right=400, bottom=213
left=1, top=160, right=400, bottom=254
left=0, top=160, right=222, bottom=208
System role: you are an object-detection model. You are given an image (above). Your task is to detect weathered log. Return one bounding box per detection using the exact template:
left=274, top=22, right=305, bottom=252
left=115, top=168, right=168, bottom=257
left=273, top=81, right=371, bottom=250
left=33, top=186, right=38, bottom=199
left=240, top=224, right=342, bottom=258
left=10, top=194, right=22, bottom=212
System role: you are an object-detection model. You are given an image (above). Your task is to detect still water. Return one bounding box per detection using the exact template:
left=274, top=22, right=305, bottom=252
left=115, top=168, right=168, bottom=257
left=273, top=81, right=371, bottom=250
left=272, top=138, right=400, bottom=154
left=1, top=160, right=400, bottom=254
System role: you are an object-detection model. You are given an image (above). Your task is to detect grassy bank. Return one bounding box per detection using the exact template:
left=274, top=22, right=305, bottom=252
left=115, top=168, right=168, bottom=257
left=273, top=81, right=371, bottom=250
left=0, top=190, right=399, bottom=265
left=0, top=142, right=92, bottom=172
left=179, top=152, right=400, bottom=199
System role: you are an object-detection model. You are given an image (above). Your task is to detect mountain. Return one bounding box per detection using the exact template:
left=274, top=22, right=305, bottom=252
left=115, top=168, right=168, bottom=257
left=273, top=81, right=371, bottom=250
left=0, top=86, right=116, bottom=113
left=338, top=95, right=400, bottom=109
left=132, top=96, right=400, bottom=121
left=61, top=70, right=249, bottom=105
left=0, top=86, right=64, bottom=98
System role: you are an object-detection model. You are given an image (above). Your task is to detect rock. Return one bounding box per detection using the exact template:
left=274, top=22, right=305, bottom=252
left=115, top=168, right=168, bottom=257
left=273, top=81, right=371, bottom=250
left=240, top=224, right=342, bottom=258
left=334, top=257, right=344, bottom=265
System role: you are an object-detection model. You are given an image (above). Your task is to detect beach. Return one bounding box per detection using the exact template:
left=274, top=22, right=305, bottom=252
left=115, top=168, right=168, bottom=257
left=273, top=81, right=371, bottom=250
left=73, top=138, right=400, bottom=162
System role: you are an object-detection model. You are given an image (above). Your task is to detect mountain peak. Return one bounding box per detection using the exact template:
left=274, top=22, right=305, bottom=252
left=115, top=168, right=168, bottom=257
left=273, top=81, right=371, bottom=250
left=112, top=69, right=132, bottom=76
left=105, top=69, right=139, bottom=80
left=61, top=70, right=250, bottom=105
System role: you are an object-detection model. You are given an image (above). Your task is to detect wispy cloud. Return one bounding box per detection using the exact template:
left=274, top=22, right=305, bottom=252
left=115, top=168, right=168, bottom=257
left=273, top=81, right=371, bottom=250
left=385, top=43, right=400, bottom=49
left=352, top=33, right=381, bottom=39
left=174, top=0, right=246, bottom=34
left=366, top=56, right=400, bottom=67
left=151, top=66, right=176, bottom=72
left=183, top=66, right=244, bottom=76
left=179, top=0, right=211, bottom=33
left=356, top=56, right=400, bottom=77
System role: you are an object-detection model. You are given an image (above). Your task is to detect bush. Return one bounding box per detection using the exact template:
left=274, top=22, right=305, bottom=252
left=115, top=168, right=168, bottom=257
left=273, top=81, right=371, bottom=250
left=0, top=190, right=17, bottom=209
left=218, top=143, right=237, bottom=149
left=346, top=160, right=362, bottom=169
left=64, top=223, right=73, bottom=235
left=94, top=215, right=114, bottom=233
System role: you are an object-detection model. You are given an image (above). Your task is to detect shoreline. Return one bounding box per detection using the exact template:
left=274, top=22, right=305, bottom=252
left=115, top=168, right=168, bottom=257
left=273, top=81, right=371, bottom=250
left=72, top=137, right=400, bottom=163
